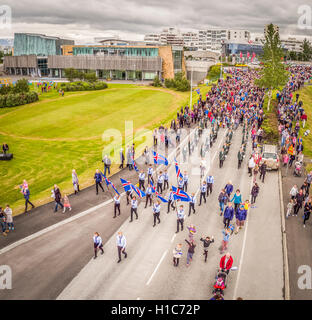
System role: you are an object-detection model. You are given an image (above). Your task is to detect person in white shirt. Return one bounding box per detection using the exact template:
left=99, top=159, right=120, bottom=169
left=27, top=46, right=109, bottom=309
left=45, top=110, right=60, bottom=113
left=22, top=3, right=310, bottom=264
left=248, top=156, right=256, bottom=177
left=183, top=171, right=189, bottom=192
left=113, top=194, right=121, bottom=218
left=206, top=175, right=214, bottom=196
left=152, top=199, right=161, bottom=227
left=290, top=184, right=298, bottom=200
left=176, top=205, right=185, bottom=233
left=93, top=232, right=104, bottom=259
left=147, top=165, right=154, bottom=184
left=138, top=170, right=146, bottom=191
left=116, top=231, right=127, bottom=263
left=189, top=193, right=196, bottom=216
left=167, top=188, right=176, bottom=213
left=178, top=177, right=184, bottom=190
left=145, top=184, right=153, bottom=208
left=157, top=171, right=164, bottom=194
left=130, top=196, right=138, bottom=222
left=163, top=170, right=169, bottom=190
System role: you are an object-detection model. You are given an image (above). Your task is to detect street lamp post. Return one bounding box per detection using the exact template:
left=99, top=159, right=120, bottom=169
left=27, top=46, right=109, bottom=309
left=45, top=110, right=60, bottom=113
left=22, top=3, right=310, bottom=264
left=189, top=66, right=193, bottom=109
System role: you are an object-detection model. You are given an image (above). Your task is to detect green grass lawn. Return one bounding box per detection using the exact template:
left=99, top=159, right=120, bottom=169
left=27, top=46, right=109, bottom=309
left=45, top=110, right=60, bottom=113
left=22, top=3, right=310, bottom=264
left=0, top=83, right=207, bottom=215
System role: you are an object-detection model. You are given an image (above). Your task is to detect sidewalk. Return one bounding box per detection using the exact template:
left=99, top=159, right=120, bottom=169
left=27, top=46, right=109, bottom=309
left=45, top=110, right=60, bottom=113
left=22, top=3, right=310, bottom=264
left=281, top=164, right=312, bottom=299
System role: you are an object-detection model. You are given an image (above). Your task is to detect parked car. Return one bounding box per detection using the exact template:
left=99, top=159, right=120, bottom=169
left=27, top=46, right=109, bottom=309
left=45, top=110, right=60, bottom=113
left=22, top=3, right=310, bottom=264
left=260, top=144, right=279, bottom=170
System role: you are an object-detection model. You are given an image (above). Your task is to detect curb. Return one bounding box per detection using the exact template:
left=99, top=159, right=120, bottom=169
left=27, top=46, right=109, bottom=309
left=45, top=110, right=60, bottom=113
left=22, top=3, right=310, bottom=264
left=278, top=169, right=290, bottom=300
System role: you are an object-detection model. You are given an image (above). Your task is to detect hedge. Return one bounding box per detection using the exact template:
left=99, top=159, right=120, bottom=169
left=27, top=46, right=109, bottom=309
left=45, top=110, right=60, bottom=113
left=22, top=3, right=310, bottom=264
left=0, top=91, right=39, bottom=108
left=61, top=81, right=108, bottom=92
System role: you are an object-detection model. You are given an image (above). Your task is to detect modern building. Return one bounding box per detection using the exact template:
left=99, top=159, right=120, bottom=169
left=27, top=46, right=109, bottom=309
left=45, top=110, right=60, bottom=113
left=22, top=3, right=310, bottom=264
left=222, top=41, right=263, bottom=59
left=13, top=33, right=74, bottom=56
left=4, top=33, right=185, bottom=80
left=182, top=32, right=199, bottom=51
left=280, top=37, right=303, bottom=53
left=144, top=34, right=161, bottom=46
left=144, top=28, right=184, bottom=47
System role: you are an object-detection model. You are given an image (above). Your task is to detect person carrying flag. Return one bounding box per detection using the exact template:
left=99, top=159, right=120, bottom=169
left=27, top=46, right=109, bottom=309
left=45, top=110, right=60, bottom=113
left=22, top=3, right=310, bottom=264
left=138, top=170, right=145, bottom=191
left=152, top=199, right=161, bottom=227
left=163, top=169, right=169, bottom=190
left=94, top=169, right=105, bottom=195
left=147, top=164, right=154, bottom=184
left=167, top=188, right=176, bottom=213
left=183, top=171, right=189, bottom=192
left=130, top=196, right=138, bottom=222
left=145, top=184, right=153, bottom=208
left=176, top=204, right=185, bottom=233
left=157, top=171, right=164, bottom=194
left=178, top=177, right=184, bottom=191
left=189, top=193, right=196, bottom=216
left=113, top=193, right=121, bottom=218
left=199, top=181, right=207, bottom=206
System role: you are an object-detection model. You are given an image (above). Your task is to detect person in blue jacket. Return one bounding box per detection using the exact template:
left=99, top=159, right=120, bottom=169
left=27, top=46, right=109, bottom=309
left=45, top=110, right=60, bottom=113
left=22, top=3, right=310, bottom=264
left=23, top=188, right=35, bottom=214
left=235, top=204, right=247, bottom=234
left=223, top=202, right=234, bottom=228
left=224, top=181, right=233, bottom=197
left=231, top=189, right=242, bottom=213
left=94, top=169, right=105, bottom=195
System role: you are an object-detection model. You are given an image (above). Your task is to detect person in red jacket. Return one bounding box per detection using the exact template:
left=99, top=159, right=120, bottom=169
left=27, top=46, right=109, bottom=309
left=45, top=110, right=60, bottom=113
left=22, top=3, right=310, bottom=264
left=219, top=252, right=233, bottom=274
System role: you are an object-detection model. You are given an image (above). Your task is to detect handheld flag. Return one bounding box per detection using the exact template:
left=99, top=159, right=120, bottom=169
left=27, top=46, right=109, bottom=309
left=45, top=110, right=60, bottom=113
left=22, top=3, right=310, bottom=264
left=132, top=157, right=139, bottom=172
left=102, top=174, right=120, bottom=195
left=150, top=181, right=168, bottom=203
left=120, top=178, right=132, bottom=192
left=172, top=186, right=191, bottom=202
left=174, top=158, right=184, bottom=179
left=131, top=184, right=146, bottom=198
left=196, top=88, right=200, bottom=95
left=152, top=151, right=168, bottom=166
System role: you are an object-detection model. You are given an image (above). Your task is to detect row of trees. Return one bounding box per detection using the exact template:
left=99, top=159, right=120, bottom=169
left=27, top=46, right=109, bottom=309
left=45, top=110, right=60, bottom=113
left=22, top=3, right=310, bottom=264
left=64, top=68, right=98, bottom=83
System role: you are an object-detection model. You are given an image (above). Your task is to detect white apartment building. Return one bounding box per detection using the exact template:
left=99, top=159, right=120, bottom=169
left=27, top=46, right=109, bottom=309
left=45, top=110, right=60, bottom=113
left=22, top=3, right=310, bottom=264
left=227, top=29, right=250, bottom=43
left=144, top=33, right=160, bottom=46
left=182, top=32, right=199, bottom=51
left=198, top=29, right=227, bottom=51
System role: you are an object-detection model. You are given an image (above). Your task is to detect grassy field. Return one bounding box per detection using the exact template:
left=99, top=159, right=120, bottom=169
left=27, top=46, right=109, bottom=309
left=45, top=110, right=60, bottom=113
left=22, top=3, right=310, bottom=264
left=0, top=82, right=211, bottom=215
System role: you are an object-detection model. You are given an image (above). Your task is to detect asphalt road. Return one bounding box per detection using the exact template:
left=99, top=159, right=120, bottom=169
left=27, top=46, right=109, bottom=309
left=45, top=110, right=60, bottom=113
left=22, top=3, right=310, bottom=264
left=0, top=125, right=284, bottom=300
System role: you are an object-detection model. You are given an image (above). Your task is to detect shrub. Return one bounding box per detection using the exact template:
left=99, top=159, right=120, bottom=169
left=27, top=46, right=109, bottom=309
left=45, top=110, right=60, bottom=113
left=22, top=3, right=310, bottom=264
left=13, top=79, right=30, bottom=94
left=152, top=76, right=163, bottom=87
left=62, top=81, right=107, bottom=92
left=164, top=72, right=190, bottom=91
left=0, top=92, right=38, bottom=108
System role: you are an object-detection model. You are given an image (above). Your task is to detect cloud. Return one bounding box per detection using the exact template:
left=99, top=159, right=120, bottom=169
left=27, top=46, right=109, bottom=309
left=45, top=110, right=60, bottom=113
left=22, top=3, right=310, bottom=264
left=1, top=0, right=312, bottom=42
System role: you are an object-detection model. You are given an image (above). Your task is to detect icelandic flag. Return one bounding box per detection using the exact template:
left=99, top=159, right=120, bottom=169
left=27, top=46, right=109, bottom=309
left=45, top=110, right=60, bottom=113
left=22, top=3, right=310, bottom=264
left=120, top=178, right=132, bottom=192
left=172, top=186, right=191, bottom=202
left=152, top=151, right=168, bottom=166
left=132, top=157, right=139, bottom=172
left=102, top=174, right=120, bottom=195
left=150, top=181, right=168, bottom=203
left=131, top=184, right=146, bottom=198
left=174, top=158, right=184, bottom=179
left=196, top=88, right=200, bottom=95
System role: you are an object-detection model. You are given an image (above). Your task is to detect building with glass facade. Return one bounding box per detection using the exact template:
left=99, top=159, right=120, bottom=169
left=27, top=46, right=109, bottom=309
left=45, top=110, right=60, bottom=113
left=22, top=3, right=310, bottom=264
left=13, top=33, right=74, bottom=56
left=222, top=42, right=264, bottom=58
left=5, top=34, right=185, bottom=80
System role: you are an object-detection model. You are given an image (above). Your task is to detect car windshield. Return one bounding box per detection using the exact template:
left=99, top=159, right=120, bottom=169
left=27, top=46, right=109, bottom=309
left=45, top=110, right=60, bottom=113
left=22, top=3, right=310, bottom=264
left=263, top=152, right=277, bottom=160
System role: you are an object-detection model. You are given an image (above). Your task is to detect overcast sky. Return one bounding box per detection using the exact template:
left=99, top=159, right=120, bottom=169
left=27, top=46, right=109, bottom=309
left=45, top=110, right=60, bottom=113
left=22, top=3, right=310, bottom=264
left=1, top=0, right=312, bottom=43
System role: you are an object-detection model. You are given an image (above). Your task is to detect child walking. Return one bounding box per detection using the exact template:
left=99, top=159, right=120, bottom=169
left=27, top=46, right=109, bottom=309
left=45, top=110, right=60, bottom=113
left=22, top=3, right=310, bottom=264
left=286, top=199, right=294, bottom=218
left=63, top=194, right=72, bottom=213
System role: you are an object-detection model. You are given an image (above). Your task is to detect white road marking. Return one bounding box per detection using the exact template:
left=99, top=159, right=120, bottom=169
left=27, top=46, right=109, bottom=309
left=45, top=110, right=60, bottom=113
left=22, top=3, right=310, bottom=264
left=232, top=172, right=254, bottom=299
left=171, top=233, right=176, bottom=243
left=146, top=249, right=168, bottom=286
left=0, top=197, right=118, bottom=256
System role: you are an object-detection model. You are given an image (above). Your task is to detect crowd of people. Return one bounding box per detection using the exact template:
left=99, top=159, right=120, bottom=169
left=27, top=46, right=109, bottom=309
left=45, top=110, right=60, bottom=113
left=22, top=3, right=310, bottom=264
left=5, top=63, right=312, bottom=300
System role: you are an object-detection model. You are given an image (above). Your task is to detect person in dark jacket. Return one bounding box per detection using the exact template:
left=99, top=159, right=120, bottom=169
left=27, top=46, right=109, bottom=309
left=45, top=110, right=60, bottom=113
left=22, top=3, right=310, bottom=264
left=223, top=202, right=234, bottom=228
left=259, top=161, right=267, bottom=183
left=235, top=205, right=247, bottom=234
left=94, top=169, right=104, bottom=195
left=224, top=181, right=234, bottom=197
left=294, top=189, right=305, bottom=216
left=185, top=239, right=196, bottom=266
left=53, top=184, right=64, bottom=212
left=200, top=236, right=214, bottom=262
left=251, top=183, right=260, bottom=204
left=23, top=188, right=35, bottom=213
left=303, top=198, right=312, bottom=227
left=218, top=189, right=229, bottom=216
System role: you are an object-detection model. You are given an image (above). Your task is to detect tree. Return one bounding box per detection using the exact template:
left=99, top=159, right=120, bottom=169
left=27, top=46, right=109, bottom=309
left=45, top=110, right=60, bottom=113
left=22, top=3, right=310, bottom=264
left=255, top=24, right=289, bottom=111
left=287, top=51, right=297, bottom=61
left=83, top=72, right=97, bottom=83
left=64, top=68, right=77, bottom=82
left=301, top=38, right=312, bottom=61
left=152, top=76, right=162, bottom=87
left=13, top=79, right=29, bottom=93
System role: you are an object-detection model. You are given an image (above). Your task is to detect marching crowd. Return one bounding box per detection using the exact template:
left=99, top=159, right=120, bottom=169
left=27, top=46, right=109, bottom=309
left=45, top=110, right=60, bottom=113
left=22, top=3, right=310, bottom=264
left=2, top=64, right=312, bottom=300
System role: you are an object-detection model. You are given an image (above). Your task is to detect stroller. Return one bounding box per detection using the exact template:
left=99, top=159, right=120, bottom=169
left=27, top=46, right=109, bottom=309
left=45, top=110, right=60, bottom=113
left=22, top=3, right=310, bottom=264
left=293, top=161, right=302, bottom=177
left=212, top=271, right=227, bottom=295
